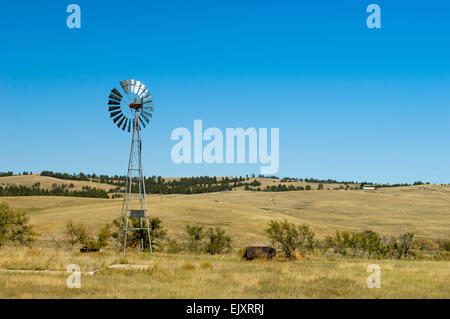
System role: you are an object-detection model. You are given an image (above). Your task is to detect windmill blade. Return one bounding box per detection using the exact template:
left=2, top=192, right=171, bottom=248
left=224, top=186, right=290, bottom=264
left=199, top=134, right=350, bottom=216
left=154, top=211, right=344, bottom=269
left=113, top=114, right=124, bottom=123
left=127, top=81, right=134, bottom=94
left=117, top=116, right=126, bottom=128
left=139, top=88, right=150, bottom=98
left=119, top=80, right=128, bottom=93
left=137, top=85, right=146, bottom=97
left=134, top=81, right=143, bottom=95
left=108, top=99, right=121, bottom=106
left=127, top=119, right=131, bottom=132
left=122, top=118, right=128, bottom=131
left=124, top=81, right=132, bottom=94
left=140, top=113, right=150, bottom=124
left=142, top=95, right=152, bottom=102
left=109, top=106, right=120, bottom=112
left=142, top=110, right=153, bottom=119
left=136, top=84, right=145, bottom=97
left=143, top=100, right=153, bottom=106
left=109, top=92, right=121, bottom=102
left=138, top=116, right=146, bottom=128
left=143, top=106, right=154, bottom=112
left=131, top=83, right=139, bottom=95
left=120, top=80, right=131, bottom=94
left=110, top=110, right=122, bottom=118
left=129, top=79, right=137, bottom=95
left=135, top=85, right=143, bottom=96
left=142, top=96, right=152, bottom=103
left=112, top=88, right=122, bottom=99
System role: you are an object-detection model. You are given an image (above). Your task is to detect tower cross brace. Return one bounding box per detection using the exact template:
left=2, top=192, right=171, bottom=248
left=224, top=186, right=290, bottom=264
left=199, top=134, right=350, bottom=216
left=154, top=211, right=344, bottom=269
left=116, top=109, right=152, bottom=254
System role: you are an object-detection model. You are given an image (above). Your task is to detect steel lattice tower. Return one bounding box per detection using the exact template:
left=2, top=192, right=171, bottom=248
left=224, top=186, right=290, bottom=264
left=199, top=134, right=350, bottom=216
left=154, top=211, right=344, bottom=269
left=106, top=79, right=154, bottom=254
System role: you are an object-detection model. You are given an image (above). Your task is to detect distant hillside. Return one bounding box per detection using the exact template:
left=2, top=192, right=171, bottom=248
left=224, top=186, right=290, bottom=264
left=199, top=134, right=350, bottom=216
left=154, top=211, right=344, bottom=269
left=1, top=173, right=445, bottom=198
left=0, top=174, right=115, bottom=192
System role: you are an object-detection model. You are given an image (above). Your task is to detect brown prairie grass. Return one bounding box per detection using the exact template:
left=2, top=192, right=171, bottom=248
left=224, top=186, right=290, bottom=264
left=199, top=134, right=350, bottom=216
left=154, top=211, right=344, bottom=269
left=0, top=246, right=448, bottom=299
left=0, top=179, right=449, bottom=298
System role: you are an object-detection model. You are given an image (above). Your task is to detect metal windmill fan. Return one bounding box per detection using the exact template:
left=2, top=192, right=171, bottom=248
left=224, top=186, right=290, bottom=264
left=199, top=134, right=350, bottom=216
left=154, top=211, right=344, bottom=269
left=108, top=79, right=155, bottom=254
left=107, top=79, right=154, bottom=132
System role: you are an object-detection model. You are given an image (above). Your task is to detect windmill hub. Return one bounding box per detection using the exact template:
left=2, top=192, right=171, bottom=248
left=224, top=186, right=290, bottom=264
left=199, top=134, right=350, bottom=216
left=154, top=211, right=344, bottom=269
left=129, top=97, right=143, bottom=110
left=129, top=103, right=142, bottom=110
left=107, top=79, right=155, bottom=254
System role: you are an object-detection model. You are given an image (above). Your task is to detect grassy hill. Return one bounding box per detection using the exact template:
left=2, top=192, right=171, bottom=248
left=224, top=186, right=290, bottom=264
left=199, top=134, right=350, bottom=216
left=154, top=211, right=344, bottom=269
left=0, top=178, right=449, bottom=298
left=2, top=183, right=449, bottom=246
left=0, top=174, right=115, bottom=192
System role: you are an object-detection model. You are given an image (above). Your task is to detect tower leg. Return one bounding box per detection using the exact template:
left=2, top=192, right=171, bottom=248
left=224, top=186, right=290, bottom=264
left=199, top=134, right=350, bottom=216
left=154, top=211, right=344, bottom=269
left=147, top=216, right=153, bottom=254
left=123, top=216, right=129, bottom=253
left=116, top=110, right=152, bottom=254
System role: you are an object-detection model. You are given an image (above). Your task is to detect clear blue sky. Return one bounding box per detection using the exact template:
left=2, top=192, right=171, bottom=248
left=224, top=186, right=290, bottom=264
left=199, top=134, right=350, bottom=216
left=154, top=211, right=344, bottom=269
left=0, top=0, right=449, bottom=184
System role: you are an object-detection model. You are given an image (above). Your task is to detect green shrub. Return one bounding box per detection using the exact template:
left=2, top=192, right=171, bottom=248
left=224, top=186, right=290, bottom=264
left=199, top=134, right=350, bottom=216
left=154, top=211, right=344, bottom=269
left=182, top=225, right=232, bottom=255
left=362, top=230, right=387, bottom=257
left=297, top=224, right=319, bottom=253
left=437, top=239, right=450, bottom=252
left=184, top=225, right=204, bottom=253
left=347, top=232, right=363, bottom=256
left=165, top=238, right=183, bottom=254
left=112, top=217, right=167, bottom=251
left=84, top=223, right=112, bottom=250
left=265, top=220, right=299, bottom=258
left=327, top=230, right=392, bottom=258
left=265, top=220, right=318, bottom=258
left=0, top=202, right=36, bottom=248
left=65, top=221, right=89, bottom=248
left=148, top=217, right=168, bottom=249
left=326, top=231, right=351, bottom=256
left=414, top=238, right=439, bottom=251
left=203, top=227, right=231, bottom=255
left=387, top=232, right=415, bottom=259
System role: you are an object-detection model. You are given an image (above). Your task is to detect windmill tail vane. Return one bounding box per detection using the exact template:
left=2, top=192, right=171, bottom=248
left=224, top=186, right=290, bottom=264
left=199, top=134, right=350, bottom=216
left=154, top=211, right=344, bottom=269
left=107, top=79, right=155, bottom=254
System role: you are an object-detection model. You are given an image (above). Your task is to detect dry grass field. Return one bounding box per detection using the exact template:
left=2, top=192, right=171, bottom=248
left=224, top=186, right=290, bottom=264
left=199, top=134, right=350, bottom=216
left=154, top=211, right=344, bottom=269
left=0, top=247, right=448, bottom=299
left=3, top=182, right=449, bottom=245
left=0, top=175, right=449, bottom=298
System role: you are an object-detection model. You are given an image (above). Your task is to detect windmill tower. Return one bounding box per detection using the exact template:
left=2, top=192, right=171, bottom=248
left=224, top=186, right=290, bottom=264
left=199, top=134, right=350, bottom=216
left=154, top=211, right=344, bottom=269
left=107, top=79, right=154, bottom=253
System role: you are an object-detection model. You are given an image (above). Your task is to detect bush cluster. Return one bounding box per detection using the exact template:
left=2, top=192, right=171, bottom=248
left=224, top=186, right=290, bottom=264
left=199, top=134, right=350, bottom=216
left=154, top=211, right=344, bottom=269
left=265, top=220, right=318, bottom=258
left=263, top=219, right=448, bottom=260
left=0, top=202, right=36, bottom=247
left=48, top=222, right=112, bottom=250
left=325, top=230, right=418, bottom=259
left=111, top=217, right=167, bottom=251
left=181, top=225, right=232, bottom=255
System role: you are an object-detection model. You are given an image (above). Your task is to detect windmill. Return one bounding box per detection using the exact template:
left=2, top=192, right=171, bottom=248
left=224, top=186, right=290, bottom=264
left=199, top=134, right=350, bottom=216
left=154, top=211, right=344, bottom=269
left=107, top=79, right=154, bottom=253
